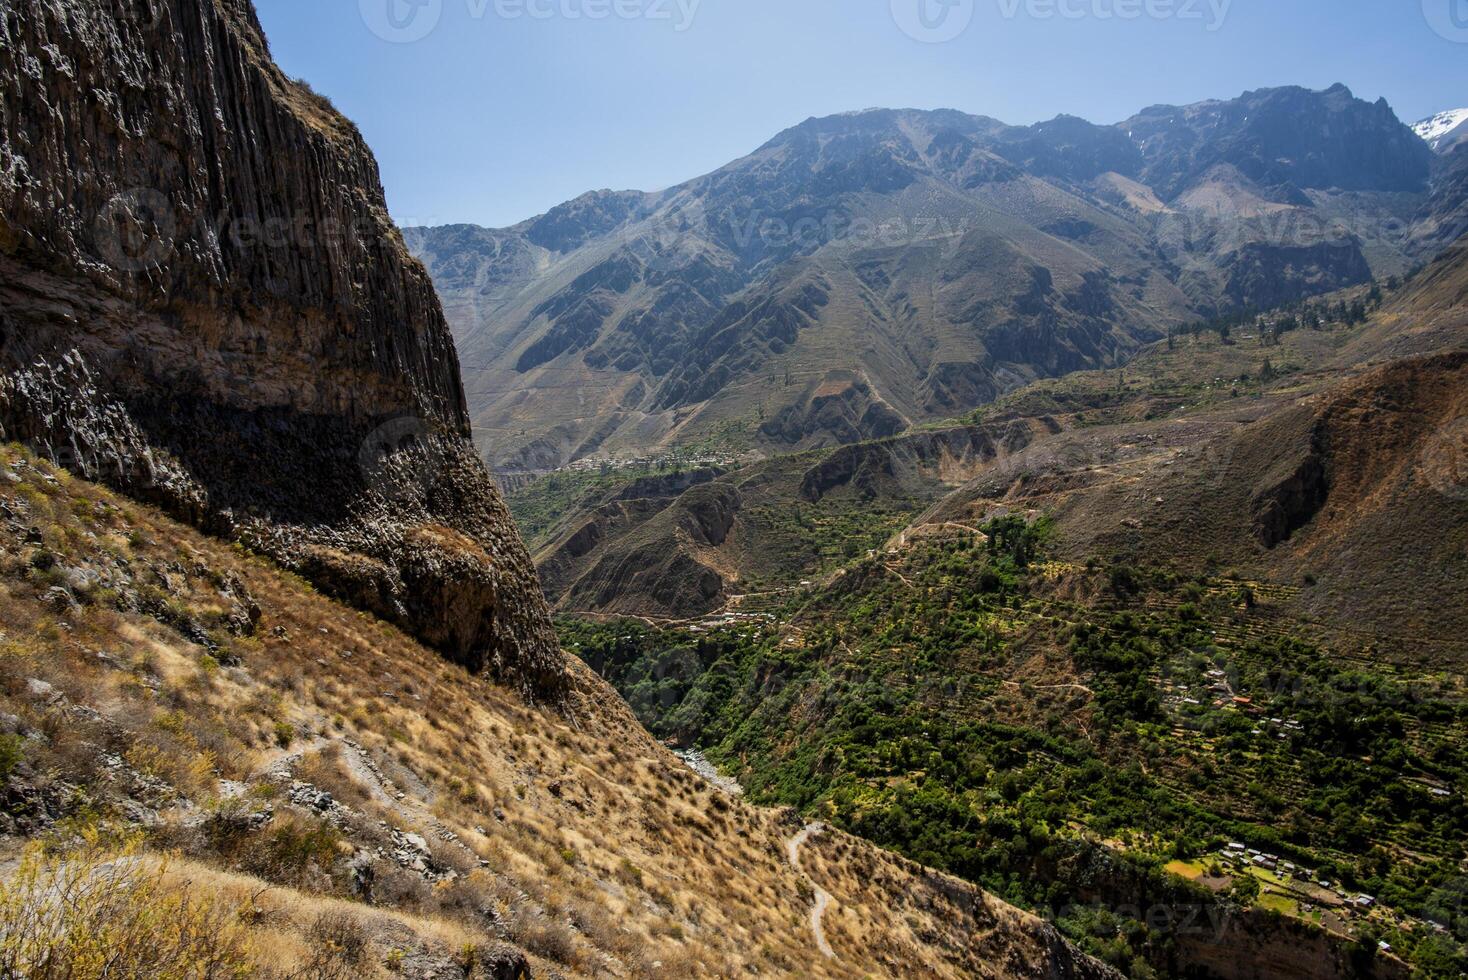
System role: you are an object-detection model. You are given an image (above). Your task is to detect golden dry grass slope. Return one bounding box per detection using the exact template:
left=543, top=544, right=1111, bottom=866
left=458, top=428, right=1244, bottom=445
left=0, top=444, right=1116, bottom=979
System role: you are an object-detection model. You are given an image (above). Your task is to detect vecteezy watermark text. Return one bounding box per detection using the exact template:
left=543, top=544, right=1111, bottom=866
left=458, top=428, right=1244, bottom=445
left=997, top=0, right=1232, bottom=28
left=1422, top=0, right=1468, bottom=43
left=361, top=0, right=701, bottom=43
left=93, top=188, right=400, bottom=275
left=893, top=0, right=1231, bottom=43
left=634, top=196, right=972, bottom=257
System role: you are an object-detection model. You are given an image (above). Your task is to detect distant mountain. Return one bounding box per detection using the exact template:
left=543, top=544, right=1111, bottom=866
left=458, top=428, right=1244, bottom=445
left=1415, top=108, right=1468, bottom=153
left=408, top=85, right=1458, bottom=474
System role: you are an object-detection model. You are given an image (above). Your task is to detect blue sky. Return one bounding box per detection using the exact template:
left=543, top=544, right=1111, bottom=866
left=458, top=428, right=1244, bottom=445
left=255, top=0, right=1468, bottom=229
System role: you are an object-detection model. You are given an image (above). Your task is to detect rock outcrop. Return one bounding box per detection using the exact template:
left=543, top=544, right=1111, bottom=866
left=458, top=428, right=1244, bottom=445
left=0, top=0, right=564, bottom=696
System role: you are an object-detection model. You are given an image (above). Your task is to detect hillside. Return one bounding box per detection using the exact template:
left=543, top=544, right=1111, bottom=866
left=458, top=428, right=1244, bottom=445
left=408, top=85, right=1464, bottom=474
left=524, top=236, right=1468, bottom=977
left=509, top=250, right=1468, bottom=644
left=0, top=443, right=1118, bottom=979
left=567, top=530, right=1463, bottom=976
left=0, top=2, right=1142, bottom=978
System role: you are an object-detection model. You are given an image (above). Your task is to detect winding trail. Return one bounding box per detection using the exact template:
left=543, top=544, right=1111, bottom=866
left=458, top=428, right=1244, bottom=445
left=785, top=822, right=835, bottom=960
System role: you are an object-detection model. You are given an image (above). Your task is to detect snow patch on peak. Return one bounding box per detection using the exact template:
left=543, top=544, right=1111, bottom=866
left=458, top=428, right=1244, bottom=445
left=1413, top=109, right=1468, bottom=151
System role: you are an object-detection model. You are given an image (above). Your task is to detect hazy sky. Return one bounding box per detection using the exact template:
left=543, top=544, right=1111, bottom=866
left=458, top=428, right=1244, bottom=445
left=254, top=0, right=1468, bottom=229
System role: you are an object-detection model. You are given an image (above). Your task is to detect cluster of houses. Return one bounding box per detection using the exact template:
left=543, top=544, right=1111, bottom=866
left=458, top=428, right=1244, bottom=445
left=560, top=450, right=743, bottom=476
left=1217, top=843, right=1376, bottom=912
left=1157, top=669, right=1310, bottom=742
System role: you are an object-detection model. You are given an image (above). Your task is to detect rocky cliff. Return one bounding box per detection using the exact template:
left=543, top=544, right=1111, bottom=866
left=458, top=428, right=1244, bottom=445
left=0, top=0, right=564, bottom=695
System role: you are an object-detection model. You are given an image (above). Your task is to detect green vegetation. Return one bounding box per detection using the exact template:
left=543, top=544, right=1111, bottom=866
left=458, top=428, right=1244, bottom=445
left=570, top=523, right=1468, bottom=977
left=736, top=495, right=916, bottom=589
left=506, top=465, right=664, bottom=549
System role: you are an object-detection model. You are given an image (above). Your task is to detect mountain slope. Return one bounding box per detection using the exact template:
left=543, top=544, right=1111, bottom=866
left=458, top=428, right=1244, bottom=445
left=1415, top=109, right=1468, bottom=154
left=0, top=443, right=1119, bottom=979
left=514, top=242, right=1468, bottom=654
left=409, top=86, right=1456, bottom=474
left=547, top=244, right=1468, bottom=977
left=0, top=0, right=560, bottom=694
left=0, top=2, right=1126, bottom=977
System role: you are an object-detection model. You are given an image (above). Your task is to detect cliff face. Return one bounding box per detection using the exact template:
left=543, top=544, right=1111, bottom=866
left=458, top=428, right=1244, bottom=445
left=0, top=0, right=564, bottom=695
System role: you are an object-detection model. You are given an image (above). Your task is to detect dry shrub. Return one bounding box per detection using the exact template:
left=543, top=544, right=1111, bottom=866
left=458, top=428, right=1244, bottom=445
left=374, top=866, right=432, bottom=911
left=512, top=912, right=577, bottom=965
left=287, top=910, right=371, bottom=980
left=217, top=812, right=343, bottom=891
left=0, top=833, right=256, bottom=978
left=570, top=899, right=644, bottom=962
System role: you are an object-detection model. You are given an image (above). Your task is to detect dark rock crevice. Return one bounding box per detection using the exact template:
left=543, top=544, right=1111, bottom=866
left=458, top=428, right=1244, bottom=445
left=1251, top=423, right=1331, bottom=548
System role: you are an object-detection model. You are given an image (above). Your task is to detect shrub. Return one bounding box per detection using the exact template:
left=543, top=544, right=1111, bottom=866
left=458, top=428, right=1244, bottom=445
left=224, top=814, right=342, bottom=890
left=0, top=834, right=256, bottom=978
left=0, top=734, right=24, bottom=782
left=514, top=914, right=577, bottom=964
left=296, top=910, right=369, bottom=980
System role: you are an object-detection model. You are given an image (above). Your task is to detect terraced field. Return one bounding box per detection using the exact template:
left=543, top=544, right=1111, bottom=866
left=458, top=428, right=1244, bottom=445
left=567, top=529, right=1468, bottom=977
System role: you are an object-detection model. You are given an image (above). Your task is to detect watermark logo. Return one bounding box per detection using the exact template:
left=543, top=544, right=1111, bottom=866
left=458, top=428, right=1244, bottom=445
left=1423, top=0, right=1468, bottom=43
left=361, top=0, right=444, bottom=43
left=120, top=1, right=168, bottom=32
left=94, top=188, right=176, bottom=274
left=1149, top=206, right=1391, bottom=285
left=631, top=197, right=971, bottom=260
left=94, top=190, right=398, bottom=276
left=494, top=0, right=702, bottom=30
left=362, top=0, right=701, bottom=41
left=358, top=415, right=455, bottom=502
left=892, top=0, right=975, bottom=43
left=999, top=0, right=1231, bottom=30
left=1419, top=417, right=1468, bottom=501
left=726, top=210, right=970, bottom=256
left=896, top=0, right=1233, bottom=39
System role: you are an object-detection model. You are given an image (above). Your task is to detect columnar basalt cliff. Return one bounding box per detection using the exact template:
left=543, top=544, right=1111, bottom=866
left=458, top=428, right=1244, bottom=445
left=0, top=0, right=564, bottom=695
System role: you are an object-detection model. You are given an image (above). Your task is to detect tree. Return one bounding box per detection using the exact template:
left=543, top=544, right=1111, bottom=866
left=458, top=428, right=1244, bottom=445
left=983, top=515, right=1047, bottom=568
left=1228, top=873, right=1261, bottom=907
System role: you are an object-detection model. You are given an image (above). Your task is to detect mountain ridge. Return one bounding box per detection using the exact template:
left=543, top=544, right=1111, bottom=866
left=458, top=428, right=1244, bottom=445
left=409, top=83, right=1458, bottom=475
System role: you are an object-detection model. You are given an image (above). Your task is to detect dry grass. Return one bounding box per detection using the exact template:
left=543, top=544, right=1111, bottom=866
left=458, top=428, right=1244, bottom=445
left=0, top=443, right=1107, bottom=979
left=0, top=833, right=255, bottom=979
